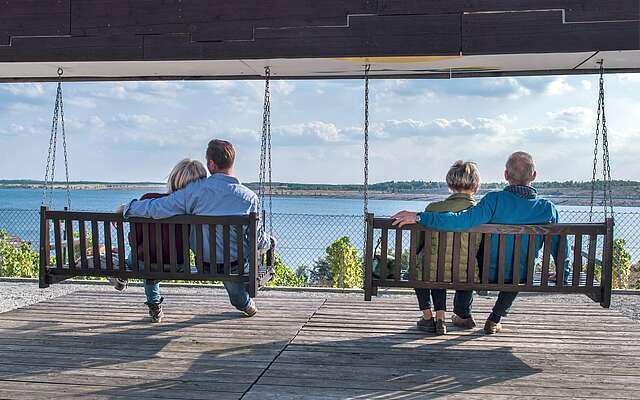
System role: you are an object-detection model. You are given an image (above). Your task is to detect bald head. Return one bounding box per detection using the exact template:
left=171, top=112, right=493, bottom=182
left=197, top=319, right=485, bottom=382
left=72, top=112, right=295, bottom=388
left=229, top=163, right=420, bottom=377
left=505, top=151, right=537, bottom=185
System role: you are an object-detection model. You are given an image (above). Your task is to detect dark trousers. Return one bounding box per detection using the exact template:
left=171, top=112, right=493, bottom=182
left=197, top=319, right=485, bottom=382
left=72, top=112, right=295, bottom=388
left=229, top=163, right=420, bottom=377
left=453, top=290, right=519, bottom=319
left=415, top=289, right=474, bottom=318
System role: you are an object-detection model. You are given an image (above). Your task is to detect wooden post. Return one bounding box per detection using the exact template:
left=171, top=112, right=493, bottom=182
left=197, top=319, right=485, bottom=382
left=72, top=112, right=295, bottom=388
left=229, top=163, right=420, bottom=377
left=364, top=213, right=374, bottom=301
left=248, top=212, right=257, bottom=298
left=601, top=218, right=614, bottom=308
left=39, top=206, right=49, bottom=289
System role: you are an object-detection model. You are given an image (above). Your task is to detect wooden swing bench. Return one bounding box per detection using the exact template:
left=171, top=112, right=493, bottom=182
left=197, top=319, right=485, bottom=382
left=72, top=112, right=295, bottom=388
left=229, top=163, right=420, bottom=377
left=39, top=207, right=274, bottom=297
left=364, top=214, right=614, bottom=308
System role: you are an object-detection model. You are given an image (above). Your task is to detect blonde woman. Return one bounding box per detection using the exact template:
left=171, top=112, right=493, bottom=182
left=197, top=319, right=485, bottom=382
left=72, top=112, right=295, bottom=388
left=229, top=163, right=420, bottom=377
left=414, top=160, right=481, bottom=335
left=111, top=159, right=207, bottom=323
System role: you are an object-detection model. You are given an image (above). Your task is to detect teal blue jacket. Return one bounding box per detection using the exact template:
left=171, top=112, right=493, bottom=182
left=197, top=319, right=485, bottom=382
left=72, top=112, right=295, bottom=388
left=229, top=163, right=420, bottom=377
left=417, top=190, right=570, bottom=283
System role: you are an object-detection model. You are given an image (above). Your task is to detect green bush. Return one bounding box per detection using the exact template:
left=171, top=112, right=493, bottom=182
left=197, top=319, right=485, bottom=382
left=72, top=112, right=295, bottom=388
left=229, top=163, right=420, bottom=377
left=612, top=238, right=632, bottom=289
left=309, top=257, right=333, bottom=286
left=325, top=236, right=362, bottom=288
left=267, top=253, right=306, bottom=287
left=0, top=229, right=39, bottom=278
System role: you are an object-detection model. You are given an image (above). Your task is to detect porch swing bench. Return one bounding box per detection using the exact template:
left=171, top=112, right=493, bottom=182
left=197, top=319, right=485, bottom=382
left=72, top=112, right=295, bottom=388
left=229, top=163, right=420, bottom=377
left=364, top=215, right=615, bottom=308
left=39, top=208, right=275, bottom=297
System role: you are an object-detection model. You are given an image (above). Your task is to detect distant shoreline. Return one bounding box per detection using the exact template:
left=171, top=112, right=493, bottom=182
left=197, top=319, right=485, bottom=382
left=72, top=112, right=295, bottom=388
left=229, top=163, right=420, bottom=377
left=1, top=183, right=639, bottom=207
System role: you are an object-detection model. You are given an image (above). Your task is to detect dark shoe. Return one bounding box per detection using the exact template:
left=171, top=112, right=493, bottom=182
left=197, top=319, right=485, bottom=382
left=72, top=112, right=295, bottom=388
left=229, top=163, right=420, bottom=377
left=417, top=317, right=436, bottom=333
left=484, top=319, right=502, bottom=334
left=145, top=297, right=164, bottom=323
left=108, top=277, right=128, bottom=291
left=435, top=319, right=447, bottom=335
left=451, top=314, right=477, bottom=329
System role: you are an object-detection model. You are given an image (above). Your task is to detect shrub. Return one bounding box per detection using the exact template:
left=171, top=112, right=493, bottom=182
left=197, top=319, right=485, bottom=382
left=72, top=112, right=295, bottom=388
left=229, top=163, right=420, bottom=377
left=267, top=253, right=306, bottom=287
left=0, top=229, right=39, bottom=278
left=612, top=238, right=632, bottom=289
left=309, top=257, right=333, bottom=286
left=325, top=236, right=362, bottom=288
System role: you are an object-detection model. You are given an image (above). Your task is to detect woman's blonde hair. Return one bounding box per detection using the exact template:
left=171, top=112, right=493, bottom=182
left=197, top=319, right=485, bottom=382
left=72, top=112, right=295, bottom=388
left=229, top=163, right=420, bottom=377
left=446, top=160, right=481, bottom=193
left=167, top=158, right=207, bottom=193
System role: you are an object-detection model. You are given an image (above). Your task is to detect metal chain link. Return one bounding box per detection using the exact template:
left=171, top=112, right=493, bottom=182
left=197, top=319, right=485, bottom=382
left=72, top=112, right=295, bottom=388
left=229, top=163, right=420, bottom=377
left=363, top=64, right=371, bottom=218
left=589, top=60, right=613, bottom=221
left=59, top=70, right=72, bottom=210
left=259, top=66, right=273, bottom=235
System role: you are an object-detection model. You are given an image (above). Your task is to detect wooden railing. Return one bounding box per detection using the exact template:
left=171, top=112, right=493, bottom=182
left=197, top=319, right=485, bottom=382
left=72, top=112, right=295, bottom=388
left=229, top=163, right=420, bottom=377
left=39, top=207, right=273, bottom=297
left=364, top=214, right=614, bottom=308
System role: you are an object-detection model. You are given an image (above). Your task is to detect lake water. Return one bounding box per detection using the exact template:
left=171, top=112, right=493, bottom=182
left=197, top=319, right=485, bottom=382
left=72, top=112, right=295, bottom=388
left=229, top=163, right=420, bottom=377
left=1, top=188, right=639, bottom=264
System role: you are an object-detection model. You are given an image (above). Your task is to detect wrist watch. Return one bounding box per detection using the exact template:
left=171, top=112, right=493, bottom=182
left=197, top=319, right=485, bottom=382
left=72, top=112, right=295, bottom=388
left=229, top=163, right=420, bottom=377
left=415, top=213, right=421, bottom=223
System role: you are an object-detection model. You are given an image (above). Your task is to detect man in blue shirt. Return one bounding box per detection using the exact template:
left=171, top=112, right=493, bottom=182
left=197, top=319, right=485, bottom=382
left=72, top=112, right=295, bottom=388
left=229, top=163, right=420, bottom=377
left=392, top=152, right=569, bottom=334
left=124, top=139, right=273, bottom=318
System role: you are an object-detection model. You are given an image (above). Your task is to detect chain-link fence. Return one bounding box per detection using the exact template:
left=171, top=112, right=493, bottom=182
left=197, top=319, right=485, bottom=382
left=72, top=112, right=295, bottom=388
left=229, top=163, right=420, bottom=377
left=2, top=207, right=640, bottom=279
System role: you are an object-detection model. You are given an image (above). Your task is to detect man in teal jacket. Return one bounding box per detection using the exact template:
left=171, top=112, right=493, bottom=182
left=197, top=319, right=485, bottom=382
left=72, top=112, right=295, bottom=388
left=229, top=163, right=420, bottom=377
left=392, top=152, right=570, bottom=334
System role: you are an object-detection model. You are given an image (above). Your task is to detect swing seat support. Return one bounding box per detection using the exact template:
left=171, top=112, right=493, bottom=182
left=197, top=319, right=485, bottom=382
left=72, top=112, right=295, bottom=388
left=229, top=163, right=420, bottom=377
left=39, top=207, right=274, bottom=297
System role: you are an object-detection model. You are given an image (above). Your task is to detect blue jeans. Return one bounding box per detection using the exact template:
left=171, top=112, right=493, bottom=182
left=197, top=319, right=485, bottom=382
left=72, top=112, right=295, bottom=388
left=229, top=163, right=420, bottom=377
left=415, top=288, right=474, bottom=318
left=125, top=258, right=252, bottom=311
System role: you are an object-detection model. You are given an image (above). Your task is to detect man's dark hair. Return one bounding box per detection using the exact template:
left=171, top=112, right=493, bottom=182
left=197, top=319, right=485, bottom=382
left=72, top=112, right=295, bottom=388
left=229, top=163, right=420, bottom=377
left=206, top=139, right=235, bottom=170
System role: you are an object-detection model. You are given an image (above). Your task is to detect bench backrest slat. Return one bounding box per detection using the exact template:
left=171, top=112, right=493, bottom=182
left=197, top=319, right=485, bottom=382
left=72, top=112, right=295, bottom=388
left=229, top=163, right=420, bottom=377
left=572, top=234, right=583, bottom=287
left=116, top=221, right=126, bottom=271
left=394, top=229, right=403, bottom=281
left=223, top=225, right=231, bottom=275
left=436, top=231, right=446, bottom=282
left=466, top=232, right=477, bottom=284
left=104, top=221, right=113, bottom=271
left=168, top=223, right=177, bottom=270
left=451, top=232, right=461, bottom=284
left=497, top=234, right=506, bottom=286
left=155, top=222, right=164, bottom=270
left=408, top=229, right=418, bottom=282
left=208, top=224, right=217, bottom=269
left=236, top=224, right=244, bottom=275
left=380, top=228, right=388, bottom=284
left=512, top=234, right=522, bottom=286
left=65, top=218, right=75, bottom=269
left=53, top=219, right=63, bottom=270
left=181, top=223, right=190, bottom=271
left=142, top=224, right=151, bottom=273
left=129, top=222, right=139, bottom=269
left=195, top=224, right=204, bottom=274
left=526, top=234, right=536, bottom=286
left=541, top=234, right=552, bottom=287
left=482, top=233, right=491, bottom=284
left=586, top=234, right=597, bottom=289
left=79, top=220, right=88, bottom=268
left=556, top=234, right=567, bottom=288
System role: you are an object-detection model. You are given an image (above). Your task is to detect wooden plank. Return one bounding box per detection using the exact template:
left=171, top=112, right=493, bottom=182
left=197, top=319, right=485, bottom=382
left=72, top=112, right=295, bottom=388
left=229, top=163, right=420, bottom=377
left=236, top=224, right=244, bottom=274
left=182, top=224, right=191, bottom=274
left=129, top=222, right=139, bottom=271
left=512, top=234, right=521, bottom=285
left=78, top=219, right=88, bottom=268
left=116, top=220, right=125, bottom=271
left=451, top=232, right=461, bottom=283
left=155, top=222, right=164, bottom=271
left=482, top=233, right=491, bottom=284
left=556, top=234, right=567, bottom=287
left=393, top=229, right=402, bottom=281
left=408, top=229, right=417, bottom=282
left=467, top=232, right=477, bottom=284
left=196, top=224, right=204, bottom=274
left=65, top=218, right=75, bottom=269
left=209, top=224, right=218, bottom=267
left=526, top=234, right=536, bottom=287
left=248, top=213, right=258, bottom=297
left=541, top=234, right=552, bottom=287
left=422, top=231, right=432, bottom=282
left=168, top=223, right=177, bottom=272
left=380, top=228, right=388, bottom=284
left=573, top=234, right=583, bottom=287
left=53, top=218, right=63, bottom=270
left=223, top=225, right=231, bottom=276
left=91, top=220, right=100, bottom=269
left=497, top=234, right=506, bottom=286
left=103, top=220, right=113, bottom=271
left=142, top=223, right=151, bottom=274
left=436, top=231, right=447, bottom=282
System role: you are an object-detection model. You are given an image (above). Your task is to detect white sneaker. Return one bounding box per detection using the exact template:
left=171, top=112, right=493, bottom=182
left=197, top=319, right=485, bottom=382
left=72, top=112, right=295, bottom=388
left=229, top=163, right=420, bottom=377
left=108, top=277, right=128, bottom=291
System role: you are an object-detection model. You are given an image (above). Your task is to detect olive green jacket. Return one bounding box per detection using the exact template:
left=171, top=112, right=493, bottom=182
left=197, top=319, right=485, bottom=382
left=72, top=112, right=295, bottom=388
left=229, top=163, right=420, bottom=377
left=418, top=193, right=479, bottom=282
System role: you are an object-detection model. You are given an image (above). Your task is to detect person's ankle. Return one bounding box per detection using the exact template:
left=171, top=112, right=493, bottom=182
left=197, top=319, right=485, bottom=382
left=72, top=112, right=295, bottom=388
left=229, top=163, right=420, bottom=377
left=488, top=312, right=502, bottom=323
left=422, top=309, right=433, bottom=320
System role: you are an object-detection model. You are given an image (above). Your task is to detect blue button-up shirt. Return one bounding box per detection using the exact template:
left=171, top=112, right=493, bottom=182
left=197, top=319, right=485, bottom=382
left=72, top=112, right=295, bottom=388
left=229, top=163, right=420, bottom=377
left=123, top=173, right=271, bottom=264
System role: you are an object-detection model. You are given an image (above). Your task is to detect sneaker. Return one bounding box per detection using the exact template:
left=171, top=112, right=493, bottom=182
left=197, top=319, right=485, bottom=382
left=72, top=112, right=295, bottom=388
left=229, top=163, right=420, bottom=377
left=451, top=314, right=477, bottom=329
left=108, top=277, right=128, bottom=291
left=243, top=301, right=258, bottom=317
left=484, top=319, right=502, bottom=335
left=435, top=319, right=447, bottom=335
left=145, top=297, right=164, bottom=323
left=416, top=317, right=436, bottom=333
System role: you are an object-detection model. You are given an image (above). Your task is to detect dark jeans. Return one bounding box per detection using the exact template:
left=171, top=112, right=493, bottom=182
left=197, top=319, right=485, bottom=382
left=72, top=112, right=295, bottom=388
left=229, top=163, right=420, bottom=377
left=453, top=290, right=519, bottom=319
left=415, top=289, right=474, bottom=318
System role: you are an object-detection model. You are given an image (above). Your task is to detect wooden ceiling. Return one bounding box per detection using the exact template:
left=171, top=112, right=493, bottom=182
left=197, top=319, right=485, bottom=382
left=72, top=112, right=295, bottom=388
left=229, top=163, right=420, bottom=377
left=1, top=0, right=639, bottom=81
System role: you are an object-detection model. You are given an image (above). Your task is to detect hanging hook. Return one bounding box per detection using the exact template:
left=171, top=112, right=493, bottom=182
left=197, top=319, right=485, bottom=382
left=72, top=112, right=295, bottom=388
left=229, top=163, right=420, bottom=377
left=57, top=67, right=64, bottom=78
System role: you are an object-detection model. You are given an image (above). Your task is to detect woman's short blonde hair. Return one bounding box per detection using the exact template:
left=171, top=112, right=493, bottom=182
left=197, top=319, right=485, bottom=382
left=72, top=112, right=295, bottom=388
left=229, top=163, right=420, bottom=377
left=167, top=158, right=207, bottom=193
left=446, top=160, right=481, bottom=193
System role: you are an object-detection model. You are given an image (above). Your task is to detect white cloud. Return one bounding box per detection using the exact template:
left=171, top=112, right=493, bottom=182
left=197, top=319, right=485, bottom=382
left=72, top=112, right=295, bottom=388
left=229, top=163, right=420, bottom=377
left=66, top=97, right=97, bottom=109
left=581, top=80, right=593, bottom=90
left=113, top=113, right=157, bottom=127
left=618, top=74, right=640, bottom=83
left=0, top=83, right=46, bottom=98
left=545, top=77, right=575, bottom=95
left=546, top=107, right=592, bottom=125
left=275, top=121, right=345, bottom=143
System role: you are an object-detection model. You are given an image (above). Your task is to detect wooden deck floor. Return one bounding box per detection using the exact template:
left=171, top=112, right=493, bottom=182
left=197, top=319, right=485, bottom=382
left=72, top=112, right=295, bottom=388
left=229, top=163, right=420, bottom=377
left=0, top=289, right=638, bottom=399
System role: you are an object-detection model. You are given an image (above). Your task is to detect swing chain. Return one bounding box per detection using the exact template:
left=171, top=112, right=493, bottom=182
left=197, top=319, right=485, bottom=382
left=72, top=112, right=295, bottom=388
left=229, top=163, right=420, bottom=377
left=589, top=60, right=613, bottom=221
left=42, top=67, right=71, bottom=209
left=363, top=64, right=371, bottom=219
left=259, top=66, right=273, bottom=235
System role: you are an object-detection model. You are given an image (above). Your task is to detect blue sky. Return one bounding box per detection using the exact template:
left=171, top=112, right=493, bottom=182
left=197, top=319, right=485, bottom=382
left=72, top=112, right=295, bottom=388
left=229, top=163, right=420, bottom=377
left=0, top=74, right=638, bottom=184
